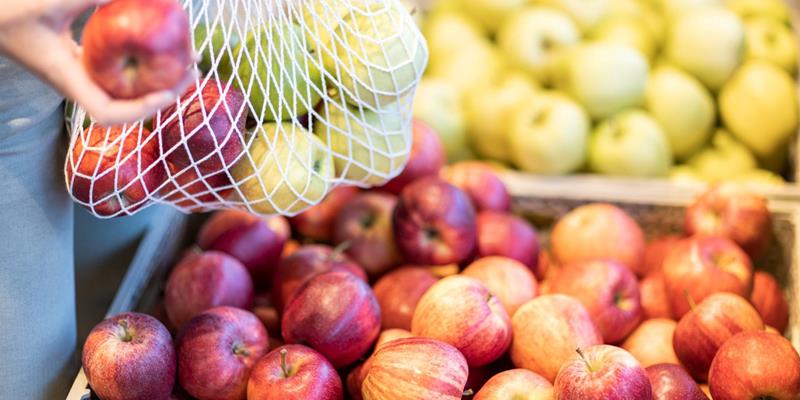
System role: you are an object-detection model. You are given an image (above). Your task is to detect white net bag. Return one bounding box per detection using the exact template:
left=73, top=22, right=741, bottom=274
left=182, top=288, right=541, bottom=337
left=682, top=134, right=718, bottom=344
left=65, top=0, right=427, bottom=218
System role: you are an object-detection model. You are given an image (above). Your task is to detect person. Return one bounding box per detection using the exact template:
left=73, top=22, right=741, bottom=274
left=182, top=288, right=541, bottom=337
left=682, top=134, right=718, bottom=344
left=0, top=0, right=190, bottom=397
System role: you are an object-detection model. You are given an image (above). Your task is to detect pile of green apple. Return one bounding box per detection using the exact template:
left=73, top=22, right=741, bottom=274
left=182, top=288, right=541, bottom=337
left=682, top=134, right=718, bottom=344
left=414, top=0, right=798, bottom=184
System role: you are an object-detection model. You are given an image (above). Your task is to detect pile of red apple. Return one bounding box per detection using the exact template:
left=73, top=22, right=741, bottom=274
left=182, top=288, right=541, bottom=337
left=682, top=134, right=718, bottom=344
left=81, top=120, right=800, bottom=399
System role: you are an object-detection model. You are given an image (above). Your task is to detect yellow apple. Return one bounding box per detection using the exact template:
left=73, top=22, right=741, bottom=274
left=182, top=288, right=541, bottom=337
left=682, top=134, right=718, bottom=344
left=588, top=17, right=658, bottom=60
left=529, top=0, right=610, bottom=33
left=460, top=0, right=527, bottom=33
left=657, top=0, right=723, bottom=19
left=423, top=12, right=485, bottom=62
left=588, top=109, right=673, bottom=177
left=744, top=18, right=797, bottom=74
left=427, top=38, right=504, bottom=96
left=726, top=0, right=790, bottom=23
left=669, top=165, right=704, bottom=183
left=719, top=60, right=798, bottom=158
left=412, top=78, right=472, bottom=162
left=232, top=123, right=334, bottom=215
left=605, top=0, right=665, bottom=43
left=734, top=169, right=785, bottom=186
left=686, top=129, right=757, bottom=181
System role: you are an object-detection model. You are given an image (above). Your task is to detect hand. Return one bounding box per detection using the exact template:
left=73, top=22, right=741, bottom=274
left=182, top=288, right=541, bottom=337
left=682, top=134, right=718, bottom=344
left=0, top=0, right=194, bottom=126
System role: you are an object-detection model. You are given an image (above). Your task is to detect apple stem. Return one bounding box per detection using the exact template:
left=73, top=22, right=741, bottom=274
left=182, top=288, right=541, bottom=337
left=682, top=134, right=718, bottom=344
left=190, top=245, right=202, bottom=254
left=280, top=348, right=290, bottom=378
left=232, top=342, right=250, bottom=357
left=462, top=389, right=474, bottom=397
left=332, top=240, right=351, bottom=258
left=576, top=348, right=593, bottom=372
left=486, top=292, right=493, bottom=303
left=684, top=289, right=697, bottom=310
left=118, top=320, right=133, bottom=342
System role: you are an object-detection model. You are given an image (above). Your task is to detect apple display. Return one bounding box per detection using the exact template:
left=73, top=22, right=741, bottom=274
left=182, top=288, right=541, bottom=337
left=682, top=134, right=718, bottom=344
left=475, top=211, right=540, bottom=275
left=473, top=369, right=553, bottom=400
left=639, top=272, right=672, bottom=319
left=588, top=109, right=673, bottom=177
left=744, top=18, right=797, bottom=74
left=553, top=345, right=651, bottom=399
left=411, top=78, right=471, bottom=162
left=646, top=363, right=709, bottom=400
left=621, top=319, right=679, bottom=367
left=750, top=271, right=789, bottom=333
left=290, top=186, right=359, bottom=243
left=372, top=266, right=438, bottom=331
left=246, top=344, right=343, bottom=400
left=463, top=256, right=538, bottom=317
left=440, top=162, right=511, bottom=213
left=380, top=120, right=445, bottom=195
left=333, top=191, right=400, bottom=279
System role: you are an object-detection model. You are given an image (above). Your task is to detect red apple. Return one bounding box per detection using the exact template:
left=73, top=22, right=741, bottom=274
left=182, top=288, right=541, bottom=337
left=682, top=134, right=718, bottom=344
left=750, top=271, right=789, bottom=333
left=685, top=184, right=772, bottom=260
left=662, top=236, right=754, bottom=319
left=673, top=292, right=764, bottom=381
left=621, top=319, right=679, bottom=367
left=281, top=271, right=380, bottom=367
left=440, top=161, right=511, bottom=212
left=362, top=337, right=469, bottom=400
left=554, top=345, right=651, bottom=400
left=372, top=266, right=438, bottom=330
left=197, top=209, right=289, bottom=288
left=333, top=191, right=401, bottom=279
left=462, top=256, right=538, bottom=317
left=82, top=0, right=193, bottom=99
left=176, top=306, right=268, bottom=400
left=510, top=294, right=603, bottom=382
left=66, top=125, right=166, bottom=216
left=161, top=162, right=226, bottom=211
left=411, top=275, right=512, bottom=367
left=551, top=203, right=646, bottom=277
left=473, top=369, right=553, bottom=400
left=640, top=272, right=672, bottom=319
left=463, top=359, right=514, bottom=396
left=346, top=360, right=370, bottom=400
left=643, top=235, right=683, bottom=277
left=164, top=250, right=253, bottom=329
left=271, top=244, right=367, bottom=313
left=246, top=344, right=343, bottom=400
left=380, top=119, right=445, bottom=194
left=393, top=177, right=476, bottom=265
left=290, top=186, right=359, bottom=242
left=475, top=211, right=540, bottom=274
left=548, top=260, right=642, bottom=343
left=375, top=329, right=414, bottom=350
left=646, top=363, right=708, bottom=400
left=251, top=292, right=281, bottom=335
left=709, top=330, right=800, bottom=399
left=82, top=312, right=175, bottom=400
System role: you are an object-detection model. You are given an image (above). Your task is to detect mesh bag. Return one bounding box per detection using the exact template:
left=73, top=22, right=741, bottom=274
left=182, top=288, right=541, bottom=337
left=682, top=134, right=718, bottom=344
left=65, top=0, right=427, bottom=218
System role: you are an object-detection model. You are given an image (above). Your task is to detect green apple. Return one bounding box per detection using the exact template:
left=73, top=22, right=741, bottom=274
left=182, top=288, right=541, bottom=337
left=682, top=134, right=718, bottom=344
left=744, top=18, right=797, bottom=74
left=194, top=21, right=240, bottom=74
left=529, top=0, right=610, bottom=33
left=686, top=129, right=757, bottom=181
left=669, top=164, right=704, bottom=183
left=665, top=7, right=745, bottom=91
left=734, top=169, right=785, bottom=185
left=588, top=17, right=658, bottom=60
left=427, top=38, right=504, bottom=96
left=645, top=65, right=715, bottom=160
left=232, top=122, right=334, bottom=215
left=464, top=71, right=539, bottom=162
left=588, top=109, right=673, bottom=177
left=423, top=12, right=486, bottom=65
left=726, top=0, right=790, bottom=23
left=412, top=78, right=472, bottom=162
left=496, top=7, right=580, bottom=84
left=460, top=0, right=527, bottom=33
left=552, top=42, right=649, bottom=120
left=507, top=91, right=590, bottom=174
left=657, top=0, right=723, bottom=19
left=719, top=60, right=798, bottom=158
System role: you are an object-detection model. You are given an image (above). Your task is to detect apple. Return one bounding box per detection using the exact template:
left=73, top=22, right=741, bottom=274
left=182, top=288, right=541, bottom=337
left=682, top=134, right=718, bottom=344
left=511, top=294, right=603, bottom=382
left=588, top=109, right=673, bottom=177
left=673, top=292, right=764, bottom=381
left=66, top=125, right=166, bottom=216
left=333, top=191, right=401, bottom=279
left=392, top=177, right=476, bottom=265
left=361, top=337, right=469, bottom=400
left=176, top=306, right=269, bottom=400
left=427, top=39, right=503, bottom=100
left=639, top=272, right=672, bottom=319
left=686, top=129, right=758, bottom=181
left=374, top=329, right=414, bottom=351
left=246, top=344, right=343, bottom=400
left=161, top=162, right=228, bottom=211
left=440, top=162, right=511, bottom=213
left=662, top=236, right=754, bottom=318
left=496, top=8, right=580, bottom=85
left=588, top=17, right=657, bottom=61
left=346, top=360, right=370, bottom=400
left=81, top=0, right=193, bottom=99
left=462, top=256, right=538, bottom=317
left=372, top=266, right=438, bottom=331
left=282, top=271, right=380, bottom=367
left=290, top=186, right=359, bottom=243
left=552, top=43, right=648, bottom=120
left=643, top=236, right=682, bottom=277
left=744, top=18, right=796, bottom=74
left=422, top=13, right=485, bottom=61
left=750, top=271, right=790, bottom=333
left=646, top=363, right=709, bottom=400
left=726, top=0, right=790, bottom=22
left=645, top=65, right=715, bottom=160
left=709, top=330, right=800, bottom=399
left=193, top=20, right=239, bottom=74
left=684, top=183, right=772, bottom=259
left=621, top=319, right=679, bottom=367
left=475, top=211, right=540, bottom=275
left=411, top=78, right=471, bottom=162
left=473, top=369, right=553, bottom=400
left=720, top=60, right=798, bottom=158
left=530, top=0, right=609, bottom=32
left=507, top=91, right=589, bottom=175
left=464, top=357, right=516, bottom=396
left=551, top=203, right=646, bottom=277
left=82, top=312, right=175, bottom=400
left=251, top=293, right=281, bottom=336
left=231, top=122, right=334, bottom=214
left=459, top=0, right=526, bottom=33
left=380, top=120, right=445, bottom=195
left=164, top=250, right=253, bottom=329
left=554, top=345, right=651, bottom=399
left=411, top=275, right=512, bottom=367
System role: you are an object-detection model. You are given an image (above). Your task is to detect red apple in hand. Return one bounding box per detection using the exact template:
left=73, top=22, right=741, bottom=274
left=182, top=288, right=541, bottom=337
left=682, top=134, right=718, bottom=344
left=82, top=0, right=193, bottom=99
left=380, top=120, right=445, bottom=194
left=67, top=125, right=166, bottom=216
left=333, top=192, right=401, bottom=279
left=673, top=292, right=763, bottom=381
left=440, top=161, right=511, bottom=212
left=411, top=275, right=512, bottom=367
left=548, top=260, right=642, bottom=343
left=646, top=364, right=708, bottom=400
left=462, top=256, right=538, bottom=316
left=176, top=306, right=268, bottom=400
left=282, top=271, right=380, bottom=367
left=372, top=266, right=438, bottom=330
left=290, top=186, right=359, bottom=242
left=643, top=235, right=682, bottom=277
left=393, top=177, right=476, bottom=265
left=475, top=211, right=540, bottom=274
left=663, top=236, right=753, bottom=319
left=685, top=184, right=772, bottom=260
left=640, top=272, right=672, bottom=319
left=164, top=250, right=253, bottom=329
left=621, top=319, right=679, bottom=367
left=554, top=345, right=651, bottom=399
left=82, top=312, right=175, bottom=400
left=246, top=344, right=343, bottom=400
left=750, top=271, right=790, bottom=333
left=474, top=369, right=553, bottom=400
left=510, top=294, right=603, bottom=382
left=709, top=330, right=800, bottom=399
left=362, top=337, right=469, bottom=400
